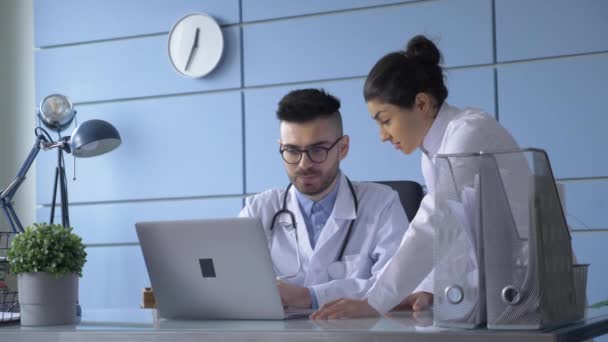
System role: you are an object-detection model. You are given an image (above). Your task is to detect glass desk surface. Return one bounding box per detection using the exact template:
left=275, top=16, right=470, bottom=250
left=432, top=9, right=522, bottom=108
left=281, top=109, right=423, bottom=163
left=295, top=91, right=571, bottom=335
left=0, top=307, right=607, bottom=342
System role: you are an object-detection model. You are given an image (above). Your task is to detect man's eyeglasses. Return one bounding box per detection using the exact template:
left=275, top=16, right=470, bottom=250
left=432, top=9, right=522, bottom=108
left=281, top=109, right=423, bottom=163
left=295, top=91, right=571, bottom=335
left=280, top=136, right=344, bottom=164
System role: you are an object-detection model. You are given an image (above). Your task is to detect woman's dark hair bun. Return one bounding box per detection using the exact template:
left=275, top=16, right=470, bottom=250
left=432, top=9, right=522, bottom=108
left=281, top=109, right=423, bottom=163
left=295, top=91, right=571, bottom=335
left=364, top=34, right=448, bottom=108
left=404, top=35, right=442, bottom=65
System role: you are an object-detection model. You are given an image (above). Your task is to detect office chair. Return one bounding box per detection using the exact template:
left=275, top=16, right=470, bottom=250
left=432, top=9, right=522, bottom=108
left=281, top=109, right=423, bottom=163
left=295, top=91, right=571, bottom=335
left=374, top=180, right=424, bottom=222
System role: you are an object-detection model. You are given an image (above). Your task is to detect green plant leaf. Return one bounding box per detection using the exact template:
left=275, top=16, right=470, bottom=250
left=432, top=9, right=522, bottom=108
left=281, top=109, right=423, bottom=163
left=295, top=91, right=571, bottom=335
left=6, top=223, right=87, bottom=277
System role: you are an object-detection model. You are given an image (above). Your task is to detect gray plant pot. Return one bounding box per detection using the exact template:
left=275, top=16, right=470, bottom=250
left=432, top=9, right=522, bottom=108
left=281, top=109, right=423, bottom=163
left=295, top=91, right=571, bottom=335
left=17, top=272, right=78, bottom=326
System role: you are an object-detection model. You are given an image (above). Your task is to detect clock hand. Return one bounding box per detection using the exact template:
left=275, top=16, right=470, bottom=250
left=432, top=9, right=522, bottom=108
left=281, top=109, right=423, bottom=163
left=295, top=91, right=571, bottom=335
left=184, top=27, right=200, bottom=71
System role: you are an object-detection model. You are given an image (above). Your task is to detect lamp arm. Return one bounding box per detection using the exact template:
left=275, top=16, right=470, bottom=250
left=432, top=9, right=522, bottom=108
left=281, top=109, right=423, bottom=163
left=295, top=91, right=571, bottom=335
left=43, top=138, right=71, bottom=153
left=0, top=133, right=69, bottom=202
left=0, top=136, right=44, bottom=201
left=0, top=134, right=51, bottom=233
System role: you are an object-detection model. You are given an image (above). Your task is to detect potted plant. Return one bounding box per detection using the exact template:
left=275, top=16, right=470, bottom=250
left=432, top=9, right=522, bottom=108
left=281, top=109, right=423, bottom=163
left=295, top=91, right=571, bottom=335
left=7, top=223, right=87, bottom=326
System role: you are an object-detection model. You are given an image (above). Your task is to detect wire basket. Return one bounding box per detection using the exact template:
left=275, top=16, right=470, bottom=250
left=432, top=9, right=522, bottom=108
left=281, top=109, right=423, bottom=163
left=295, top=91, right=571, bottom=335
left=0, top=231, right=15, bottom=277
left=0, top=290, right=19, bottom=323
left=0, top=232, right=19, bottom=323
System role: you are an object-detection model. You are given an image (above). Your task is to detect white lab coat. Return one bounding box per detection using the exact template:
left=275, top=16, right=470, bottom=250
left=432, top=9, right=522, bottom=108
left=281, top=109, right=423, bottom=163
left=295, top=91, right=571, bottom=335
left=239, top=173, right=410, bottom=307
left=366, top=102, right=521, bottom=313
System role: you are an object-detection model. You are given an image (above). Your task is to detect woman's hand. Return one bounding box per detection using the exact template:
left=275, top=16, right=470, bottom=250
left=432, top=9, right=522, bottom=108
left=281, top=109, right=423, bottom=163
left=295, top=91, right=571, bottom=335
left=392, top=291, right=433, bottom=311
left=310, top=298, right=379, bottom=319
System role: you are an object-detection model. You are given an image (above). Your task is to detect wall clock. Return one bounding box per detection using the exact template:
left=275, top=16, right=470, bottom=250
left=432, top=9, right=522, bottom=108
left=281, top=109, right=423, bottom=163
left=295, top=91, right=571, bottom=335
left=168, top=13, right=224, bottom=78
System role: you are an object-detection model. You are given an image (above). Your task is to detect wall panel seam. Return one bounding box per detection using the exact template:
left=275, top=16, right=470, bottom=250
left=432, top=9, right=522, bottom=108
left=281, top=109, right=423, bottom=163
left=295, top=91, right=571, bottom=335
left=85, top=242, right=140, bottom=248
left=47, top=49, right=608, bottom=107
left=491, top=0, right=499, bottom=120
left=37, top=178, right=608, bottom=206
left=571, top=229, right=608, bottom=233
left=241, top=0, right=438, bottom=26
left=38, top=193, right=249, bottom=207
left=239, top=0, right=247, bottom=198
left=557, top=177, right=608, bottom=182
left=35, top=0, right=437, bottom=49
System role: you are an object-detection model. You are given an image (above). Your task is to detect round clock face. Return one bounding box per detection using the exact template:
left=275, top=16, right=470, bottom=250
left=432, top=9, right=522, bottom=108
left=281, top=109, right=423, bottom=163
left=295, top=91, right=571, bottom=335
left=168, top=13, right=224, bottom=78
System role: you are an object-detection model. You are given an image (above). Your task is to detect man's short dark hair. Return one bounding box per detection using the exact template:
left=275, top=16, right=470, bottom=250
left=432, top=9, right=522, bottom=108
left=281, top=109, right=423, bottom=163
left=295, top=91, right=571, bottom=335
left=277, top=88, right=341, bottom=123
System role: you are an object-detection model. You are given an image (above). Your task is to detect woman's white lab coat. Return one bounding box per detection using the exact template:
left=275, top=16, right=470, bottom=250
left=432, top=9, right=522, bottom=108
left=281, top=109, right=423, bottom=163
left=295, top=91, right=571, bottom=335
left=239, top=173, right=411, bottom=307
left=365, top=102, right=520, bottom=313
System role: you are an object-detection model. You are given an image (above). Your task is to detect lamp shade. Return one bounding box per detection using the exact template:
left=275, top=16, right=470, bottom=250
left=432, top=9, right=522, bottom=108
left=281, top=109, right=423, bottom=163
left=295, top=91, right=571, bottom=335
left=70, top=119, right=122, bottom=158
left=38, top=94, right=76, bottom=132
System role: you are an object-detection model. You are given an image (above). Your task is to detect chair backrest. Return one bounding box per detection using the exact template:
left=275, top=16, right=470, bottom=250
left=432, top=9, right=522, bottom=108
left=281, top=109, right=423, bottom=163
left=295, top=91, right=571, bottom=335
left=374, top=180, right=424, bottom=222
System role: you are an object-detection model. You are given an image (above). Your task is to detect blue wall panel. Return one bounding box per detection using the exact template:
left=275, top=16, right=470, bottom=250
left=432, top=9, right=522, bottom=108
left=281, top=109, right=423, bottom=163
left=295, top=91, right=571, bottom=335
left=496, top=0, right=608, bottom=62
left=243, top=84, right=289, bottom=193
left=242, top=0, right=413, bottom=22
left=36, top=92, right=243, bottom=204
left=35, top=27, right=241, bottom=104
left=34, top=0, right=239, bottom=47
left=37, top=198, right=243, bottom=245
left=571, top=232, right=608, bottom=307
left=243, top=0, right=492, bottom=86
left=79, top=245, right=148, bottom=309
left=445, top=68, right=496, bottom=117
left=498, top=54, right=608, bottom=179
left=562, top=180, right=608, bottom=230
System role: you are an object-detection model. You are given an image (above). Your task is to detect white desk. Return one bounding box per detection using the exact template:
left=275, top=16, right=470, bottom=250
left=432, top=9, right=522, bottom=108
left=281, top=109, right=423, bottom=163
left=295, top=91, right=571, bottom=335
left=1, top=307, right=607, bottom=342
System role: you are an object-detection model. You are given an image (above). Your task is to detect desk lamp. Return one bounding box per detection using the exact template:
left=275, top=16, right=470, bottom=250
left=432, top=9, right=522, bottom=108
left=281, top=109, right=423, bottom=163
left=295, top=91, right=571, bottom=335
left=0, top=94, right=121, bottom=233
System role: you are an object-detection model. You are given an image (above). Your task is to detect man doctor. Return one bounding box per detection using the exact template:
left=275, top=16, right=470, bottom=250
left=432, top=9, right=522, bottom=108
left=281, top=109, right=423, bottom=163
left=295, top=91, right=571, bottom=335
left=239, top=88, right=431, bottom=310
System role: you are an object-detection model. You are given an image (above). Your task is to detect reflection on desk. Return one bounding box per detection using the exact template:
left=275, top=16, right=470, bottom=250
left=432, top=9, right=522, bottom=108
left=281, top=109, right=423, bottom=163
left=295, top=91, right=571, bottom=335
left=0, top=307, right=606, bottom=342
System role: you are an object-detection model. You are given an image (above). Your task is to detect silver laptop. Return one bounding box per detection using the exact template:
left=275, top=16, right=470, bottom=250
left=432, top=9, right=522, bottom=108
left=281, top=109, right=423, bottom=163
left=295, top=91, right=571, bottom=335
left=136, top=217, right=312, bottom=320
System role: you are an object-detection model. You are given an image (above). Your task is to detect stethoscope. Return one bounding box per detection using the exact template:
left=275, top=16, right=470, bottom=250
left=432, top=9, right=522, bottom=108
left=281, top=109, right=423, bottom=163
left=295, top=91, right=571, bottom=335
left=269, top=176, right=359, bottom=279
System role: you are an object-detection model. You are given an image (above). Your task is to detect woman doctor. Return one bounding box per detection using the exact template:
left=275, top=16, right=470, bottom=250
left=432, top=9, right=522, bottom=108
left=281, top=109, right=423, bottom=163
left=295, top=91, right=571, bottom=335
left=311, top=35, right=521, bottom=319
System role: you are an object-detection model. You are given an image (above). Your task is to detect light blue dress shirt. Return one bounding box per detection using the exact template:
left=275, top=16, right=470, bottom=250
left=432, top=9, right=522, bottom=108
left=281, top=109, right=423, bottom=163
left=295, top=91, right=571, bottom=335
left=295, top=181, right=340, bottom=249
left=294, top=177, right=340, bottom=309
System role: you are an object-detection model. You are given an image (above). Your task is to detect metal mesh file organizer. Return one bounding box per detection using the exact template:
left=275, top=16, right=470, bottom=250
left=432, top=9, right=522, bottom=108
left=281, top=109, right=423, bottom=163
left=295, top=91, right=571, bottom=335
left=432, top=151, right=488, bottom=328
left=432, top=148, right=585, bottom=330
left=0, top=232, right=19, bottom=323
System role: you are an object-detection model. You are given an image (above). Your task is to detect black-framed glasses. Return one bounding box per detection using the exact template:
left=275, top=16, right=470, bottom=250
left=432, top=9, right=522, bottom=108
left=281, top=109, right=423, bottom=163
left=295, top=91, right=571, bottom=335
left=280, top=136, right=344, bottom=164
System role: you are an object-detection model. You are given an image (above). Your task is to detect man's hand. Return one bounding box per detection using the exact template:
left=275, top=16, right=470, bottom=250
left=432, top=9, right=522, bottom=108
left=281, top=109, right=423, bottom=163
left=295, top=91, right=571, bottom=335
left=277, top=280, right=312, bottom=309
left=310, top=298, right=379, bottom=319
left=392, top=291, right=433, bottom=312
